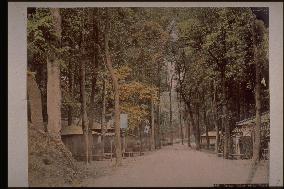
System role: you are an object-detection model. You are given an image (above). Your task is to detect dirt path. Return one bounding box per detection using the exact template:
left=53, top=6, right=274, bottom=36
left=77, top=144, right=269, bottom=187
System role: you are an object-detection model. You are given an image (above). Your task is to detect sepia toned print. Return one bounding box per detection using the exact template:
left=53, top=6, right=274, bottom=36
left=27, top=7, right=270, bottom=187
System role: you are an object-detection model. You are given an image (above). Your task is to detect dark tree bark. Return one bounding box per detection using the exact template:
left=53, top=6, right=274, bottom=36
left=184, top=104, right=191, bottom=147
left=80, top=59, right=89, bottom=164
left=187, top=114, right=191, bottom=147
left=157, top=60, right=162, bottom=149
left=156, top=100, right=161, bottom=149
left=78, top=13, right=91, bottom=164
left=179, top=85, right=194, bottom=148
left=177, top=50, right=192, bottom=147
left=151, top=97, right=155, bottom=150
left=67, top=61, right=74, bottom=126
left=221, top=73, right=230, bottom=159
left=218, top=26, right=230, bottom=159
left=138, top=124, right=142, bottom=156
left=101, top=79, right=107, bottom=155
left=104, top=10, right=122, bottom=166
left=169, top=75, right=174, bottom=145
left=47, top=8, right=62, bottom=138
left=185, top=100, right=196, bottom=149
left=204, top=109, right=210, bottom=150
left=236, top=82, right=241, bottom=121
left=88, top=9, right=100, bottom=130
left=212, top=81, right=219, bottom=154
left=179, top=92, right=184, bottom=145
left=195, top=103, right=201, bottom=150
left=253, top=25, right=261, bottom=162
left=181, top=92, right=199, bottom=150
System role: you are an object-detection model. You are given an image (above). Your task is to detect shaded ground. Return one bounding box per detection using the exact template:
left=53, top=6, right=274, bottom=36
left=75, top=144, right=269, bottom=187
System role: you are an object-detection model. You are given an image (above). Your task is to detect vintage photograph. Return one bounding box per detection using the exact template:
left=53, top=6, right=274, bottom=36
left=27, top=7, right=270, bottom=187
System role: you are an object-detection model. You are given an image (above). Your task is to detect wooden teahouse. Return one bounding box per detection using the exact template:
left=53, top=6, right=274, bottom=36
left=232, top=111, right=270, bottom=159
left=61, top=124, right=94, bottom=161
left=200, top=131, right=221, bottom=150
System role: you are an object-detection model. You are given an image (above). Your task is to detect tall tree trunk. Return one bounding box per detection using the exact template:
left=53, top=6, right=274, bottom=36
left=47, top=8, right=62, bottom=139
left=204, top=109, right=209, bottom=150
left=157, top=100, right=161, bottom=149
left=185, top=105, right=191, bottom=147
left=104, top=11, right=122, bottom=166
left=67, top=61, right=74, bottom=126
left=78, top=14, right=90, bottom=164
left=240, top=84, right=245, bottom=120
left=219, top=26, right=230, bottom=159
left=88, top=9, right=100, bottom=130
left=253, top=34, right=261, bottom=162
left=169, top=75, right=174, bottom=145
left=101, top=79, right=107, bottom=155
left=187, top=101, right=196, bottom=149
left=138, top=124, right=142, bottom=156
left=195, top=104, right=200, bottom=150
left=212, top=81, right=219, bottom=154
left=88, top=75, right=97, bottom=126
left=223, top=103, right=230, bottom=158
left=237, top=82, right=241, bottom=120
left=220, top=119, right=224, bottom=156
left=179, top=92, right=184, bottom=145
left=181, top=94, right=193, bottom=148
left=80, top=58, right=89, bottom=164
left=179, top=81, right=194, bottom=148
left=221, top=69, right=230, bottom=159
left=157, top=61, right=162, bottom=149
left=215, top=122, right=219, bottom=154
left=151, top=97, right=155, bottom=150
left=169, top=92, right=173, bottom=145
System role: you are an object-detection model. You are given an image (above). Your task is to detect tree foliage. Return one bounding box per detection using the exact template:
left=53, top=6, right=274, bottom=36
left=27, top=7, right=269, bottom=155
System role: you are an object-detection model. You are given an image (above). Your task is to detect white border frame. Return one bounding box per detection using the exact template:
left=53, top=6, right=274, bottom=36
left=8, top=2, right=283, bottom=187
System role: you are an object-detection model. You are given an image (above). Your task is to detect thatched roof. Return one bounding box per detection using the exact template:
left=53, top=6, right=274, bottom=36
left=105, top=132, right=115, bottom=136
left=61, top=125, right=115, bottom=136
left=236, top=111, right=270, bottom=126
left=201, top=131, right=221, bottom=137
left=91, top=121, right=114, bottom=130
left=233, top=112, right=270, bottom=136
left=61, top=125, right=96, bottom=136
left=61, top=125, right=83, bottom=135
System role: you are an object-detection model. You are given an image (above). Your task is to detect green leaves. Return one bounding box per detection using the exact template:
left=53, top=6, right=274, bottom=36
left=173, top=7, right=269, bottom=129
left=28, top=8, right=62, bottom=64
left=57, top=59, right=68, bottom=71
left=27, top=7, right=269, bottom=134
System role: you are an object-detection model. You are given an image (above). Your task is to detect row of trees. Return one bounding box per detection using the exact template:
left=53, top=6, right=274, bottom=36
left=28, top=7, right=176, bottom=165
left=27, top=7, right=269, bottom=165
left=173, top=8, right=269, bottom=161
